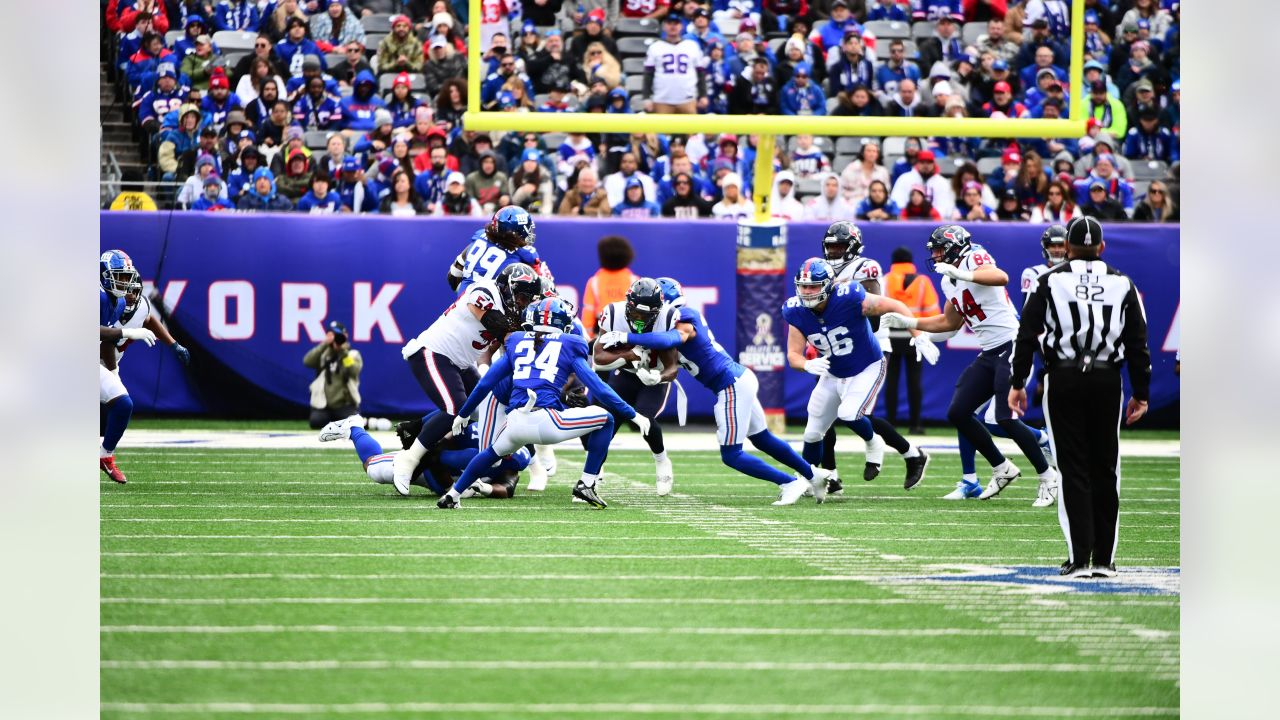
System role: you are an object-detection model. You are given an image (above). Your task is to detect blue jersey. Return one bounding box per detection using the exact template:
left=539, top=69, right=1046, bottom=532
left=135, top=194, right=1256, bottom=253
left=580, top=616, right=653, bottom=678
left=640, top=307, right=743, bottom=393
left=453, top=229, right=542, bottom=295
left=781, top=281, right=883, bottom=378
left=100, top=289, right=125, bottom=328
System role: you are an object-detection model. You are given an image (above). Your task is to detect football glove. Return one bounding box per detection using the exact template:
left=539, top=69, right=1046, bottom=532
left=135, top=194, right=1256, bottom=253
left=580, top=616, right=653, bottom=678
left=171, top=342, right=190, bottom=365
left=122, top=327, right=157, bottom=346
left=909, top=335, right=940, bottom=365
left=934, top=263, right=975, bottom=282
left=880, top=312, right=918, bottom=330
left=633, top=414, right=652, bottom=437
left=597, top=330, right=628, bottom=348
left=636, top=367, right=662, bottom=386
left=450, top=414, right=467, bottom=438
left=803, top=356, right=831, bottom=376
left=561, top=386, right=589, bottom=408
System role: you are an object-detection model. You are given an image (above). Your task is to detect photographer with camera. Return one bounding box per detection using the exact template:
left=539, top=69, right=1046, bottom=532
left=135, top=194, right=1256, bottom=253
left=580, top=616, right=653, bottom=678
left=303, top=320, right=364, bottom=429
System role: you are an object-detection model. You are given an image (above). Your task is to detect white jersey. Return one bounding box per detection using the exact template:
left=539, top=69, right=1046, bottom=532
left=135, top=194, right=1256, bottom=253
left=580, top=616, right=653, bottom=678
left=404, top=279, right=507, bottom=370
left=102, top=295, right=153, bottom=368
left=597, top=300, right=679, bottom=375
left=644, top=39, right=704, bottom=104
left=1020, top=263, right=1052, bottom=303
left=833, top=256, right=892, bottom=351
left=939, top=247, right=1019, bottom=350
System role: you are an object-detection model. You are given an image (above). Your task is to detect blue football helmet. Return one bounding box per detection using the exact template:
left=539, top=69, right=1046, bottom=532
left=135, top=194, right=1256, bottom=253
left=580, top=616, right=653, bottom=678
left=655, top=276, right=685, bottom=307
left=487, top=205, right=536, bottom=249
left=926, top=225, right=973, bottom=269
left=794, top=257, right=835, bottom=308
left=522, top=298, right=574, bottom=334
left=100, top=249, right=138, bottom=298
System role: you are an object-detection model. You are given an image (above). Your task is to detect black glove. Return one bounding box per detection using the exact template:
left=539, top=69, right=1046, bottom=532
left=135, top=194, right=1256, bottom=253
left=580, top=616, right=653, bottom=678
left=395, top=418, right=424, bottom=450
left=171, top=342, right=191, bottom=366
left=561, top=386, right=589, bottom=408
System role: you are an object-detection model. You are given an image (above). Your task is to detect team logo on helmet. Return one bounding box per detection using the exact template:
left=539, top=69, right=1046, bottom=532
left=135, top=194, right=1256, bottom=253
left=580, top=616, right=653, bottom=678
left=794, top=257, right=835, bottom=309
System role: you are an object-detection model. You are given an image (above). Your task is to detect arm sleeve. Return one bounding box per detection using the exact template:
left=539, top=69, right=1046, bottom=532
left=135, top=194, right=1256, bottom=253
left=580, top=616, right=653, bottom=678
left=643, top=68, right=655, bottom=99
left=626, top=328, right=682, bottom=350
left=1010, top=280, right=1047, bottom=390
left=572, top=357, right=636, bottom=419
left=457, top=352, right=514, bottom=418
left=1120, top=280, right=1152, bottom=402
left=302, top=343, right=326, bottom=368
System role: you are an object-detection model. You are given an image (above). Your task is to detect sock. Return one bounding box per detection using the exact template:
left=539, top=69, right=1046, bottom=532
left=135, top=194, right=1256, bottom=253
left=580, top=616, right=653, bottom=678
left=101, top=395, right=134, bottom=453
left=747, top=430, right=813, bottom=479
left=997, top=418, right=1050, bottom=474
left=958, top=430, right=978, bottom=476
left=821, top=428, right=837, bottom=470
left=903, top=444, right=920, bottom=459
left=414, top=410, right=455, bottom=453
left=578, top=472, right=597, bottom=488
left=451, top=447, right=500, bottom=494
left=962, top=473, right=978, bottom=484
left=842, top=416, right=874, bottom=441
left=652, top=450, right=668, bottom=464
left=583, top=415, right=616, bottom=475
left=867, top=416, right=911, bottom=454
left=349, top=427, right=383, bottom=465
left=641, top=417, right=665, bottom=454
left=802, top=440, right=823, bottom=466
left=1033, top=427, right=1048, bottom=444
left=720, top=443, right=794, bottom=485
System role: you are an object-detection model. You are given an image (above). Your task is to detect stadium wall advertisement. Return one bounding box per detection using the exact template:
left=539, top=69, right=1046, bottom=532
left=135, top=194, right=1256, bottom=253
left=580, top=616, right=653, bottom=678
left=100, top=213, right=1180, bottom=423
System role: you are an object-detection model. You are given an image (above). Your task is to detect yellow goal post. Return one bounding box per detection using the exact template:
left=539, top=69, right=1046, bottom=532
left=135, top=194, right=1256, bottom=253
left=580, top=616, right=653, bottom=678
left=462, top=0, right=1087, bottom=221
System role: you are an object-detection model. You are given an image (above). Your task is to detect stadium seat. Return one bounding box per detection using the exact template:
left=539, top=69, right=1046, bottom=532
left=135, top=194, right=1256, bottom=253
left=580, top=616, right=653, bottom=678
left=614, top=18, right=660, bottom=37
left=325, top=52, right=345, bottom=69
left=630, top=95, right=646, bottom=113
left=165, top=30, right=184, bottom=47
left=826, top=96, right=840, bottom=114
left=796, top=176, right=823, bottom=197
left=865, top=20, right=910, bottom=41
left=622, top=57, right=646, bottom=75
left=212, top=30, right=258, bottom=51
left=883, top=136, right=907, bottom=156
left=1132, top=180, right=1152, bottom=200
left=788, top=135, right=833, bottom=155
left=223, top=50, right=250, bottom=70
left=365, top=32, right=389, bottom=52
left=379, top=73, right=426, bottom=92
left=304, top=130, right=331, bottom=150
left=900, top=39, right=919, bottom=59
left=543, top=132, right=567, bottom=150
left=937, top=156, right=968, bottom=177
left=625, top=75, right=645, bottom=95
left=767, top=37, right=787, bottom=56
left=962, top=22, right=986, bottom=47
left=911, top=21, right=936, bottom=41
left=1131, top=160, right=1168, bottom=181
left=833, top=154, right=858, bottom=172
left=835, top=136, right=878, bottom=155
left=362, top=14, right=394, bottom=34
left=719, top=18, right=741, bottom=36
left=976, top=156, right=1002, bottom=175
left=616, top=37, right=656, bottom=57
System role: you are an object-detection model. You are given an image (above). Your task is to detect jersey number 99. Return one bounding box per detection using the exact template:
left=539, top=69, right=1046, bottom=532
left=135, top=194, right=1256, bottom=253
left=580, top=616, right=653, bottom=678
left=463, top=243, right=507, bottom=281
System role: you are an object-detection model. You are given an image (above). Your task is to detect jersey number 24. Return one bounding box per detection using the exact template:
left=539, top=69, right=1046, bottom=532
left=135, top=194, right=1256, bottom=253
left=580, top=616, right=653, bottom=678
left=512, top=339, right=562, bottom=381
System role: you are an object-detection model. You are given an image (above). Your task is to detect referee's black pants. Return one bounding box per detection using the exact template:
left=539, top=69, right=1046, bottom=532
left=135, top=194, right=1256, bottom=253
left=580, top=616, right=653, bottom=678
left=885, top=337, right=923, bottom=428
left=1043, top=368, right=1124, bottom=567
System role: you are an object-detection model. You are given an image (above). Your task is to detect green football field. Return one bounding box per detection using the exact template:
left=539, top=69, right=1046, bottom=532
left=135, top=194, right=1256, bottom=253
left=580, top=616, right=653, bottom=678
left=101, top=444, right=1179, bottom=719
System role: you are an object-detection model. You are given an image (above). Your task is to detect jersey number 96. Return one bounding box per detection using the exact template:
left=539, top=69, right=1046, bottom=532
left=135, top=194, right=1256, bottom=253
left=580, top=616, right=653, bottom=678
left=807, top=327, right=855, bottom=357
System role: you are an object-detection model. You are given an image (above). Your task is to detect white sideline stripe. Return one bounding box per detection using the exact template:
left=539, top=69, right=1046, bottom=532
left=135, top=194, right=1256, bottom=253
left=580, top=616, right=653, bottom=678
left=101, top=515, right=1181, bottom=524
left=99, top=550, right=1171, bottom=562
left=100, top=572, right=874, bottom=581
left=101, top=504, right=1179, bottom=515
left=99, top=659, right=1134, bottom=673
left=100, top=624, right=1010, bottom=638
left=101, top=595, right=1177, bottom=608
left=101, top=533, right=1179, bottom=544
left=101, top=490, right=1183, bottom=502
left=97, top=701, right=1180, bottom=717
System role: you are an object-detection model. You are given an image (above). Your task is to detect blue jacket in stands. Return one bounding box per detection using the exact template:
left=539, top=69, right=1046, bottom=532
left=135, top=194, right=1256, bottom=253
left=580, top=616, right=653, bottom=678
left=684, top=27, right=728, bottom=55
left=1022, top=137, right=1079, bottom=160
left=226, top=162, right=259, bottom=200
left=1074, top=174, right=1135, bottom=210
left=868, top=2, right=910, bottom=21
left=911, top=0, right=964, bottom=21
left=656, top=174, right=714, bottom=206
left=826, top=55, right=874, bottom=98
left=413, top=168, right=449, bottom=208
left=815, top=18, right=860, bottom=55
left=276, top=37, right=325, bottom=77
left=340, top=71, right=387, bottom=131
left=285, top=73, right=340, bottom=97
left=481, top=72, right=533, bottom=106
left=293, top=92, right=345, bottom=130
left=612, top=199, right=661, bottom=218
left=136, top=84, right=190, bottom=126
left=779, top=79, right=826, bottom=116
left=295, top=190, right=344, bottom=213
left=386, top=97, right=420, bottom=129
left=335, top=177, right=375, bottom=213
left=237, top=168, right=294, bottom=212
left=212, top=1, right=262, bottom=32
left=127, top=48, right=179, bottom=96
left=1019, top=64, right=1068, bottom=91
left=1123, top=126, right=1178, bottom=164
left=200, top=94, right=242, bottom=129
left=875, top=61, right=920, bottom=96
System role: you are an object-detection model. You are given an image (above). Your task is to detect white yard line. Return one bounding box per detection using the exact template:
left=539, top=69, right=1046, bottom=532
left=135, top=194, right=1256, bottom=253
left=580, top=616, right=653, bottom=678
left=100, top=624, right=1025, bottom=638
left=98, top=659, right=1136, bottom=673
left=101, top=595, right=1177, bottom=608
left=100, top=551, right=1172, bottom=562
left=100, top=503, right=1179, bottom=515
left=101, top=533, right=1178, bottom=543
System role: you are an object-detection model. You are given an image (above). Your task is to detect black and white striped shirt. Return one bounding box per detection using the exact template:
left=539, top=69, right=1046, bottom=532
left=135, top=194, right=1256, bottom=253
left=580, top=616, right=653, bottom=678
left=1011, top=258, right=1152, bottom=401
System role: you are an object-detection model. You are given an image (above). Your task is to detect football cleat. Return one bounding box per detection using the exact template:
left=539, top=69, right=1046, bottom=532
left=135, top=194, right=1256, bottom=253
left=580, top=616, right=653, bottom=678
left=979, top=461, right=1021, bottom=499
left=572, top=480, right=607, bottom=508
left=436, top=494, right=460, bottom=509
left=1032, top=469, right=1059, bottom=508
left=942, top=480, right=983, bottom=500
left=864, top=433, right=886, bottom=471
left=1091, top=563, right=1118, bottom=579
left=863, top=462, right=881, bottom=481
left=391, top=452, right=417, bottom=496
left=654, top=454, right=674, bottom=496
left=100, top=455, right=127, bottom=484
left=1059, top=561, right=1092, bottom=579
left=537, top=445, right=558, bottom=476
left=527, top=458, right=549, bottom=492
left=1039, top=433, right=1056, bottom=468
left=318, top=414, right=364, bottom=443
left=395, top=418, right=423, bottom=450
left=807, top=467, right=829, bottom=504
left=825, top=469, right=844, bottom=496
left=903, top=449, right=929, bottom=490
left=772, top=478, right=812, bottom=506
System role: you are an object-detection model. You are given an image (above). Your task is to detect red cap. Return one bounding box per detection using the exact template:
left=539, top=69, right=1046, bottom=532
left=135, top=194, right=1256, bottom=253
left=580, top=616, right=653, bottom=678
left=993, top=80, right=1011, bottom=94
left=916, top=149, right=936, bottom=162
left=719, top=133, right=738, bottom=145
left=1002, top=148, right=1022, bottom=165
left=393, top=72, right=411, bottom=88
left=210, top=74, right=230, bottom=90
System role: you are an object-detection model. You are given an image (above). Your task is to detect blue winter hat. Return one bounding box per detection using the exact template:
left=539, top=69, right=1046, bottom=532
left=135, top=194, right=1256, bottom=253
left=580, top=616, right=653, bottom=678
left=158, top=63, right=177, bottom=78
left=1084, top=59, right=1105, bottom=72
left=608, top=87, right=628, bottom=100
left=251, top=167, right=275, bottom=183
left=497, top=91, right=516, bottom=108
left=625, top=176, right=644, bottom=190
left=1084, top=10, right=1099, bottom=24
left=185, top=15, right=207, bottom=30
left=545, top=27, right=561, bottom=38
left=1172, top=79, right=1180, bottom=92
left=341, top=155, right=360, bottom=173
left=992, top=59, right=1008, bottom=72
left=238, top=128, right=257, bottom=143
left=522, top=20, right=536, bottom=34
left=794, top=62, right=812, bottom=77
left=521, top=148, right=542, bottom=163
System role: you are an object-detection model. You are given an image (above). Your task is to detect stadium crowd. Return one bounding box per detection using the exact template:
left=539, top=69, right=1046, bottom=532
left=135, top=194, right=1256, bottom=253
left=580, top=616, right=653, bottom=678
left=105, top=0, right=1179, bottom=222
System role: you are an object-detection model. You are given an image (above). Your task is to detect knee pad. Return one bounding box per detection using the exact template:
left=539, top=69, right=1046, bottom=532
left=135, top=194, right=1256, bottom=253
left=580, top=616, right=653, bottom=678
left=112, top=394, right=134, bottom=414
left=719, top=444, right=744, bottom=464
left=802, top=429, right=825, bottom=444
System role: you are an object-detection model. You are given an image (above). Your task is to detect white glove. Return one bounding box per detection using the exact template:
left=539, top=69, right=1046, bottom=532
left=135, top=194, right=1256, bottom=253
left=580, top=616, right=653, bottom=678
left=597, top=330, right=628, bottom=348
left=934, top=263, right=975, bottom=282
left=880, top=312, right=918, bottom=330
left=632, top=413, right=652, bottom=437
left=450, top=414, right=467, bottom=437
left=122, top=327, right=157, bottom=346
left=910, top=335, right=940, bottom=365
left=803, top=356, right=830, bottom=376
left=476, top=363, right=490, bottom=377
left=636, top=367, right=662, bottom=386
left=631, top=346, right=652, bottom=367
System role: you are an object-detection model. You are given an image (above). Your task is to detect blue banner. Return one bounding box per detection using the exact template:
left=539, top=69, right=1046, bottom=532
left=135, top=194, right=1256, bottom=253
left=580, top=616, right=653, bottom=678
left=101, top=213, right=1179, bottom=422
left=735, top=222, right=789, bottom=418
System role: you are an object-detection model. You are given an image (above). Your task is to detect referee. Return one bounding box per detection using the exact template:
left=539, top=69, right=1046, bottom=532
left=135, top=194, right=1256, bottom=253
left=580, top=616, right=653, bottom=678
left=1007, top=217, right=1152, bottom=579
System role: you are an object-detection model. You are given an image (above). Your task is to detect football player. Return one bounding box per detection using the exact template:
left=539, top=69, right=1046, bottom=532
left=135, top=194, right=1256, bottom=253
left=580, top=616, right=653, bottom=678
left=882, top=225, right=1060, bottom=501
left=321, top=412, right=531, bottom=499
left=600, top=282, right=831, bottom=507
left=784, top=258, right=931, bottom=491
left=98, top=251, right=159, bottom=484
left=394, top=262, right=543, bottom=495
left=448, top=205, right=549, bottom=294
left=592, top=278, right=681, bottom=495
left=437, top=298, right=650, bottom=509
left=818, top=222, right=938, bottom=493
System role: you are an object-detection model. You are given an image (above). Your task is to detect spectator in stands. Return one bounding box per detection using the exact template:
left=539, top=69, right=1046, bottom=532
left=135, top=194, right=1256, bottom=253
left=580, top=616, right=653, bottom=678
left=768, top=171, right=806, bottom=220
left=917, top=15, right=965, bottom=74
left=662, top=172, right=715, bottom=218
left=981, top=80, right=1028, bottom=118
left=236, top=167, right=295, bottom=211
left=377, top=167, right=428, bottom=215
left=192, top=174, right=234, bottom=211
left=867, top=0, right=908, bottom=21
left=429, top=12, right=468, bottom=54
left=219, top=113, right=249, bottom=162
left=112, top=0, right=169, bottom=33
left=128, top=34, right=178, bottom=97
left=1131, top=179, right=1176, bottom=222
left=582, top=42, right=623, bottom=89
left=311, top=0, right=367, bottom=47
left=515, top=21, right=541, bottom=64
left=115, top=10, right=157, bottom=73
left=200, top=71, right=243, bottom=129
left=838, top=140, right=888, bottom=206
left=604, top=152, right=657, bottom=206
left=294, top=75, right=345, bottom=129
left=1160, top=78, right=1180, bottom=134
left=237, top=57, right=286, bottom=105
left=789, top=134, right=830, bottom=178
left=420, top=36, right=465, bottom=97
left=262, top=0, right=310, bottom=43
left=946, top=161, right=992, bottom=206
left=413, top=145, right=451, bottom=211
left=826, top=28, right=875, bottom=102
left=276, top=148, right=314, bottom=200
left=482, top=53, right=528, bottom=108
left=887, top=137, right=921, bottom=184
left=804, top=173, right=854, bottom=220
left=1123, top=104, right=1177, bottom=163
left=156, top=105, right=203, bottom=182
left=569, top=8, right=619, bottom=66
left=179, top=35, right=220, bottom=91
left=993, top=187, right=1031, bottom=221
left=730, top=57, right=778, bottom=114
left=1116, top=40, right=1157, bottom=91
left=952, top=181, right=995, bottom=221
left=1075, top=153, right=1133, bottom=209
left=296, top=172, right=344, bottom=213
left=1032, top=178, right=1077, bottom=223
left=558, top=167, right=612, bottom=217
left=814, top=0, right=859, bottom=55
left=1019, top=45, right=1066, bottom=91
left=1083, top=10, right=1111, bottom=65
left=335, top=155, right=375, bottom=212
left=890, top=149, right=955, bottom=217
left=1116, top=0, right=1170, bottom=42
left=466, top=151, right=511, bottom=214
left=613, top=177, right=662, bottom=218
left=232, top=35, right=287, bottom=88
left=212, top=1, right=261, bottom=32
left=509, top=149, right=554, bottom=214
left=779, top=63, right=826, bottom=115
left=885, top=78, right=928, bottom=117
left=227, top=145, right=262, bottom=199
left=774, top=33, right=824, bottom=88
left=383, top=75, right=420, bottom=129
left=378, top=14, right=426, bottom=75
left=1014, top=17, right=1067, bottom=74
left=711, top=173, right=754, bottom=220
left=831, top=83, right=884, bottom=116
left=177, top=153, right=226, bottom=208
left=976, top=18, right=1018, bottom=63
left=984, top=146, right=1020, bottom=196
left=265, top=124, right=307, bottom=171
left=901, top=184, right=942, bottom=220
left=352, top=109, right=394, bottom=160
left=136, top=64, right=189, bottom=133
left=855, top=179, right=899, bottom=221
left=340, top=70, right=387, bottom=133
left=687, top=8, right=728, bottom=54
left=1013, top=149, right=1049, bottom=206
left=1079, top=180, right=1127, bottom=220
left=434, top=79, right=467, bottom=131
left=330, top=41, right=374, bottom=87
left=874, top=39, right=920, bottom=103
left=526, top=30, right=582, bottom=95
left=276, top=17, right=324, bottom=76
left=1023, top=0, right=1070, bottom=39
left=174, top=15, right=211, bottom=58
